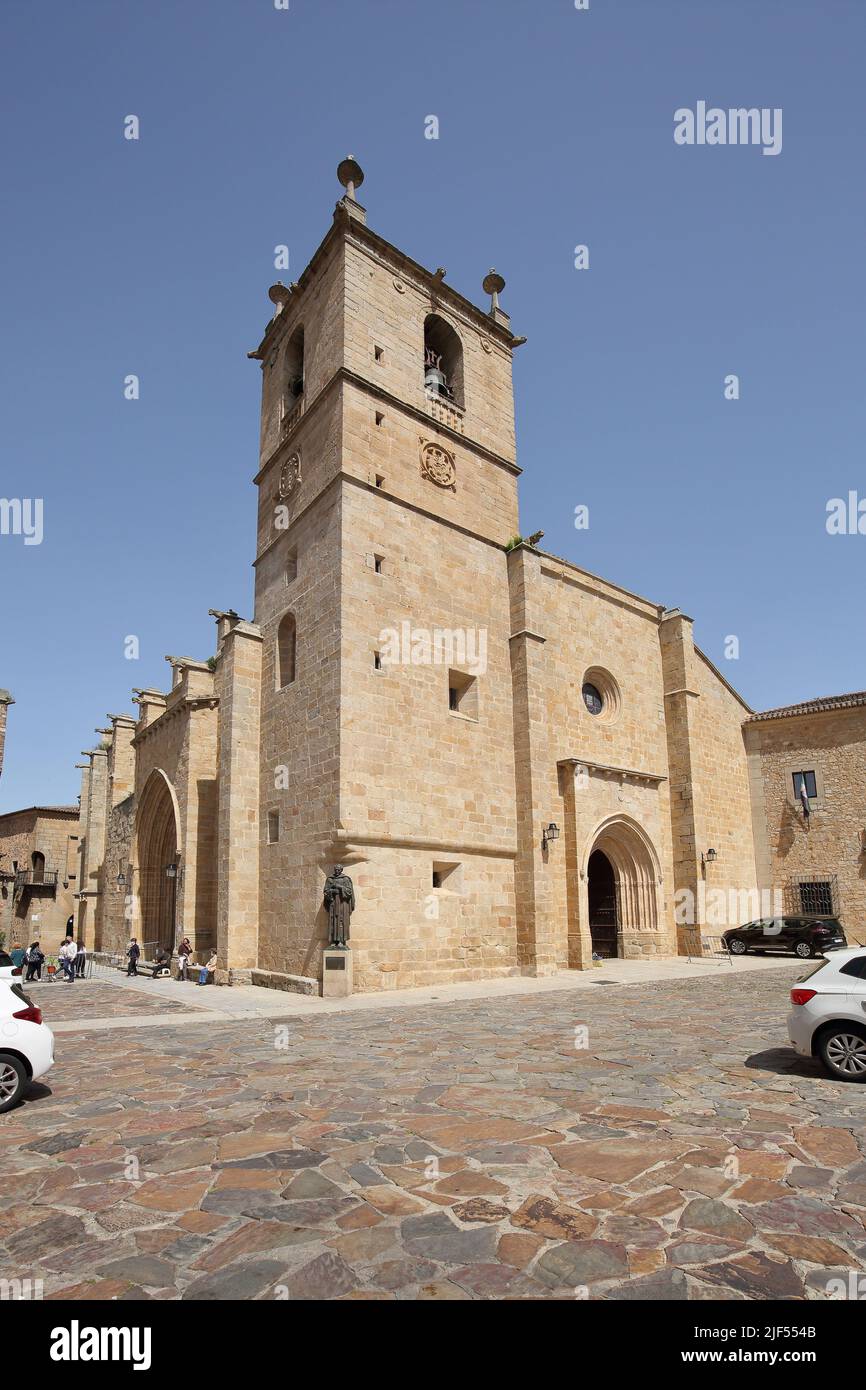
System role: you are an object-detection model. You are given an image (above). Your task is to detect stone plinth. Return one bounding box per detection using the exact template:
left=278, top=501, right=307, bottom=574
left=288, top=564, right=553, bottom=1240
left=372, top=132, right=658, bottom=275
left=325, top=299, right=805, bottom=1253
left=322, top=948, right=353, bottom=998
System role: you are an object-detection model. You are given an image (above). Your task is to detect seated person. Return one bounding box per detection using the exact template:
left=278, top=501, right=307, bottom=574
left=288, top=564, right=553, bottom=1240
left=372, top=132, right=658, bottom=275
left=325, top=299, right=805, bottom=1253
left=150, top=946, right=173, bottom=978
left=197, top=952, right=218, bottom=986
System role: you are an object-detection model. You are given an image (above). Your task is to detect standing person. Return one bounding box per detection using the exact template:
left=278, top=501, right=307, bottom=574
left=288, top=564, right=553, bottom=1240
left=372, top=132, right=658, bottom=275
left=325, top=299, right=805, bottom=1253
left=10, top=943, right=26, bottom=970
left=25, top=941, right=44, bottom=982
left=126, top=937, right=140, bottom=976
left=177, top=937, right=192, bottom=982
left=75, top=938, right=87, bottom=978
left=60, top=937, right=77, bottom=982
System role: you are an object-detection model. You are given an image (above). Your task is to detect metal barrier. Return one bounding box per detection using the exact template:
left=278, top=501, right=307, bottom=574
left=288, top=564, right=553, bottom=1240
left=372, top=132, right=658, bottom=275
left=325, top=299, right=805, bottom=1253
left=683, top=931, right=733, bottom=966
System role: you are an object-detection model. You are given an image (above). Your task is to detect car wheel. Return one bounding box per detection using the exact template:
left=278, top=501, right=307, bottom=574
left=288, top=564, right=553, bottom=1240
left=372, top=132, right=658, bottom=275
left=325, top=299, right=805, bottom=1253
left=0, top=1054, right=28, bottom=1113
left=795, top=941, right=813, bottom=959
left=817, top=1026, right=866, bottom=1082
left=728, top=938, right=747, bottom=956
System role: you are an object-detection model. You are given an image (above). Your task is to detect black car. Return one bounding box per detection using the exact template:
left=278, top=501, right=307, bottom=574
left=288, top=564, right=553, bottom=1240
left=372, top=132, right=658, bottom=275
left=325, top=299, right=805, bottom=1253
left=723, top=916, right=846, bottom=960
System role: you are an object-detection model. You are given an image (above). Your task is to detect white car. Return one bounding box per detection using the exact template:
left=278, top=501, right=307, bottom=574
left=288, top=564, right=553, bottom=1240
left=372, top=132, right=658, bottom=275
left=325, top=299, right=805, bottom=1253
left=787, top=946, right=866, bottom=1081
left=0, top=978, right=55, bottom=1111
left=0, top=950, right=23, bottom=981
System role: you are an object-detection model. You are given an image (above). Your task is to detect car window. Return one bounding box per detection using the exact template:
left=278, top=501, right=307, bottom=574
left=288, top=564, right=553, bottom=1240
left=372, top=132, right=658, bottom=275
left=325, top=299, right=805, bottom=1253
left=0, top=951, right=12, bottom=967
left=797, top=960, right=830, bottom=982
left=840, top=958, right=866, bottom=980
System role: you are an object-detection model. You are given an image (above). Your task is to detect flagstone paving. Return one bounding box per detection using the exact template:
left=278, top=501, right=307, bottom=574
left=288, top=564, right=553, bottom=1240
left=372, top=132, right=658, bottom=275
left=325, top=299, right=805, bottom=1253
left=23, top=981, right=198, bottom=1023
left=1, top=967, right=864, bottom=1300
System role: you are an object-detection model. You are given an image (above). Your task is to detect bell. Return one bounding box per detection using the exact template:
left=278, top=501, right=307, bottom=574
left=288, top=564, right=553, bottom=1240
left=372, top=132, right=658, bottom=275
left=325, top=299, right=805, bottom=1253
left=424, top=364, right=448, bottom=396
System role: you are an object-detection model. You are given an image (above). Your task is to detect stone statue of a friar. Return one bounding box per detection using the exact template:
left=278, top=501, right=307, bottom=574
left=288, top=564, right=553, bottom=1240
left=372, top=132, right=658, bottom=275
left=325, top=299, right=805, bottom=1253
left=323, top=864, right=355, bottom=949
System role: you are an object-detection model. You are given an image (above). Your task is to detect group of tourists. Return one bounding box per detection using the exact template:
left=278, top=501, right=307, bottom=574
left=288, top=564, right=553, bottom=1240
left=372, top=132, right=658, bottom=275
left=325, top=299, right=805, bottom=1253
left=126, top=936, right=217, bottom=985
left=11, top=932, right=216, bottom=987
left=16, top=938, right=87, bottom=982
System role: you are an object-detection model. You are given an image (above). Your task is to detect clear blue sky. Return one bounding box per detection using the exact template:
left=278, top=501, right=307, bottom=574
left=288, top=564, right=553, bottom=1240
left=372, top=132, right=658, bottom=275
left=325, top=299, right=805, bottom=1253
left=2, top=0, right=864, bottom=812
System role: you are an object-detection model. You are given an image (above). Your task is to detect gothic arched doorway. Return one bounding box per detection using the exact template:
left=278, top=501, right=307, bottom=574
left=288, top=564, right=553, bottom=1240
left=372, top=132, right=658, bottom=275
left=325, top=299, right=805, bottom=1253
left=588, top=849, right=618, bottom=958
left=134, top=770, right=180, bottom=955
left=584, top=817, right=661, bottom=960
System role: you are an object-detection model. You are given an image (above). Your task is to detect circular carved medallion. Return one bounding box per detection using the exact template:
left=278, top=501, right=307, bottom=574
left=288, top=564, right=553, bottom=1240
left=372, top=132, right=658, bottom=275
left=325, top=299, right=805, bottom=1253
left=278, top=451, right=302, bottom=500
left=419, top=439, right=456, bottom=490
left=393, top=278, right=406, bottom=294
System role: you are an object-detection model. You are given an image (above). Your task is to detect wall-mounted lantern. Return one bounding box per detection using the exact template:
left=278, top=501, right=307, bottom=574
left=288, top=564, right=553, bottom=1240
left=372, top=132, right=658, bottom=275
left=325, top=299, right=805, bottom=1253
left=701, top=848, right=717, bottom=866
left=542, top=823, right=560, bottom=852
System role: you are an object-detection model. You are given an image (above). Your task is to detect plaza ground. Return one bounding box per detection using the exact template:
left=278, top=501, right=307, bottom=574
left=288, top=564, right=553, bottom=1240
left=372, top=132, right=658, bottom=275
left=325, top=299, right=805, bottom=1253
left=2, top=960, right=865, bottom=1300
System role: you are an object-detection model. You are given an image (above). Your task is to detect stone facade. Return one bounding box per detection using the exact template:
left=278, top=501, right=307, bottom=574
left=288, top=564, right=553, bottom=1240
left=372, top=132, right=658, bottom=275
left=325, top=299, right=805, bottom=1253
left=745, top=695, right=866, bottom=946
left=0, top=806, right=80, bottom=951
left=55, top=167, right=865, bottom=990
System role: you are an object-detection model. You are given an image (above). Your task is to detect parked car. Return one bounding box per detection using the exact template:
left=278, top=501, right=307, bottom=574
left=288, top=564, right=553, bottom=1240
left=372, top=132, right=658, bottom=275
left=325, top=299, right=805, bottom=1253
left=0, top=949, right=23, bottom=980
left=723, top=916, right=846, bottom=960
left=788, top=947, right=866, bottom=1080
left=0, top=978, right=55, bottom=1111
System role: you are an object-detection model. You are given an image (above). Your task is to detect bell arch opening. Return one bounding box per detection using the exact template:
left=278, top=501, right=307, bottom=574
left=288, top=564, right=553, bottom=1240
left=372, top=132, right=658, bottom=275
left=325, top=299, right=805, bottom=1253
left=584, top=817, right=660, bottom=960
left=423, top=314, right=464, bottom=408
left=134, top=770, right=181, bottom=956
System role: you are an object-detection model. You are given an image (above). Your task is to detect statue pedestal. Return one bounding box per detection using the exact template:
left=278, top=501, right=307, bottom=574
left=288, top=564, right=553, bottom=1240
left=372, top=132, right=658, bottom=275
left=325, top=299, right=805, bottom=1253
left=322, top=948, right=353, bottom=998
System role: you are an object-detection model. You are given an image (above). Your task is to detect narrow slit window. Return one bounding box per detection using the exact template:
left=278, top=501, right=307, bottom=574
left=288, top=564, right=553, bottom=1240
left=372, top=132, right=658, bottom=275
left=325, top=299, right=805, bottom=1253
left=277, top=613, right=296, bottom=688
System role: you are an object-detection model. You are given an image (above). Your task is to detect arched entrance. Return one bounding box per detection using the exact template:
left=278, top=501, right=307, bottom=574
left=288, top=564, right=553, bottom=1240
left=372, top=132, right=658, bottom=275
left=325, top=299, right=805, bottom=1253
left=588, top=849, right=618, bottom=958
left=134, top=771, right=180, bottom=955
left=584, top=816, right=660, bottom=960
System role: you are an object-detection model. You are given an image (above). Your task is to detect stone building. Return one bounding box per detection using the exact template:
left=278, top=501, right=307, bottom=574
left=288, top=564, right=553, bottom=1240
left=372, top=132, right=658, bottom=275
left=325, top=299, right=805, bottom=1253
left=0, top=805, right=80, bottom=950
left=745, top=693, right=866, bottom=942
left=68, top=161, right=866, bottom=990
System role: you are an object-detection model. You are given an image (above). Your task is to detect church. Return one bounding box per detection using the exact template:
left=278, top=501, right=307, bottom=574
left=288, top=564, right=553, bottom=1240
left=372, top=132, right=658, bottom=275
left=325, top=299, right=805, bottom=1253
left=68, top=160, right=866, bottom=992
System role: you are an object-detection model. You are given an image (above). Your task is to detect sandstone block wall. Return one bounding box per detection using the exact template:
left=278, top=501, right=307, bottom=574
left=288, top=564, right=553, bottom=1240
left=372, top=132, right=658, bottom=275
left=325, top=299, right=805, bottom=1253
left=337, top=480, right=519, bottom=990
left=746, top=705, right=866, bottom=944
left=0, top=807, right=79, bottom=950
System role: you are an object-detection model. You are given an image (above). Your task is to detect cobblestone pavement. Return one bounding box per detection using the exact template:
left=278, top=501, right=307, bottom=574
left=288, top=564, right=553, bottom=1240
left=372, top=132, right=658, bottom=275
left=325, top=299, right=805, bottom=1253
left=2, top=969, right=864, bottom=1300
left=23, top=981, right=197, bottom=1023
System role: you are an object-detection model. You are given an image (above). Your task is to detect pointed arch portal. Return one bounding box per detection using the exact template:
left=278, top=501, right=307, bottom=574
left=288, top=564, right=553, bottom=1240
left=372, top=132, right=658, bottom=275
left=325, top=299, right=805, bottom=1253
left=584, top=816, right=660, bottom=960
left=134, top=770, right=181, bottom=955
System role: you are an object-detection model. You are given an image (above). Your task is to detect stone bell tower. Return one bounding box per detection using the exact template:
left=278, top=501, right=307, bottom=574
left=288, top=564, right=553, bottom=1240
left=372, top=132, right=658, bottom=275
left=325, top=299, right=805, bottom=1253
left=249, top=158, right=527, bottom=992
left=0, top=690, right=13, bottom=781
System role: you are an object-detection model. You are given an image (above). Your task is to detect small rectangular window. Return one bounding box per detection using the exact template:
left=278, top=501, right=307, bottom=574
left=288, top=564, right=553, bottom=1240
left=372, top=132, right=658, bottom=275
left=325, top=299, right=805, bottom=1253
left=432, top=861, right=461, bottom=891
left=373, top=651, right=382, bottom=671
left=375, top=475, right=385, bottom=489
left=284, top=548, right=298, bottom=585
left=448, top=670, right=478, bottom=719
left=267, top=810, right=280, bottom=844
left=792, top=770, right=817, bottom=801
left=373, top=554, right=384, bottom=574
left=375, top=412, right=384, bottom=426
left=374, top=346, right=384, bottom=363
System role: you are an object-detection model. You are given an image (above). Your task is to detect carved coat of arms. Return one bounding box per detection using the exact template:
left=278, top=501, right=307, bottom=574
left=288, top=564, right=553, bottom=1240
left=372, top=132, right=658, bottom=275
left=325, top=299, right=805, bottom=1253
left=419, top=438, right=456, bottom=490
left=278, top=451, right=301, bottom=500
